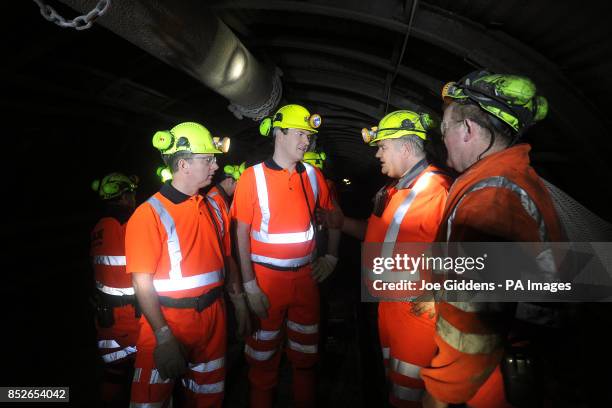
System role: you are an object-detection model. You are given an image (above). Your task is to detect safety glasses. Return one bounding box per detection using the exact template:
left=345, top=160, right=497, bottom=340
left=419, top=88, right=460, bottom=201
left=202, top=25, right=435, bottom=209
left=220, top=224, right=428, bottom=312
left=191, top=155, right=217, bottom=165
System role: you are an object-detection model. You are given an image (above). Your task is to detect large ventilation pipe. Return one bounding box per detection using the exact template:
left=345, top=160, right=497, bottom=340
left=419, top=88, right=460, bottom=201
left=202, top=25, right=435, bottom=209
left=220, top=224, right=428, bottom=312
left=59, top=0, right=281, bottom=120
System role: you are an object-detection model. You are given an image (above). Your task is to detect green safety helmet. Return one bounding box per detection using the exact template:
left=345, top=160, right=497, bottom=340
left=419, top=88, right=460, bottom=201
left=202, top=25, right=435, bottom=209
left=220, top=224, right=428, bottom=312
left=156, top=166, right=173, bottom=183
left=303, top=151, right=327, bottom=169
left=259, top=104, right=322, bottom=136
left=223, top=162, right=246, bottom=181
left=441, top=70, right=548, bottom=133
left=152, top=122, right=230, bottom=155
left=92, top=172, right=138, bottom=200
left=362, top=110, right=435, bottom=145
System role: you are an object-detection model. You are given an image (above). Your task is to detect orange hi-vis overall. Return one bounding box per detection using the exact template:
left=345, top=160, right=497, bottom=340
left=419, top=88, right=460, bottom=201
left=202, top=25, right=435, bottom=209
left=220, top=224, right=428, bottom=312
left=420, top=145, right=564, bottom=407
left=126, top=183, right=231, bottom=408
left=91, top=214, right=140, bottom=402
left=232, top=159, right=333, bottom=408
left=207, top=185, right=231, bottom=214
left=364, top=160, right=451, bottom=408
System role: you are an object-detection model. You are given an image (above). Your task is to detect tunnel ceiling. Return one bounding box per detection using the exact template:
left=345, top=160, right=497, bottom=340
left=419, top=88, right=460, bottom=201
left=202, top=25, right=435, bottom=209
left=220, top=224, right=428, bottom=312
left=7, top=0, right=612, bottom=220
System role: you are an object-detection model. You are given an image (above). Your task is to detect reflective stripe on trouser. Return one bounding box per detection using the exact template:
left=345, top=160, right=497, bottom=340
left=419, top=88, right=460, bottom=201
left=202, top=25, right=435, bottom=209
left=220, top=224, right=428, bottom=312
left=245, top=264, right=319, bottom=408
left=96, top=305, right=140, bottom=364
left=130, top=298, right=226, bottom=408
left=96, top=304, right=140, bottom=403
left=378, top=301, right=436, bottom=408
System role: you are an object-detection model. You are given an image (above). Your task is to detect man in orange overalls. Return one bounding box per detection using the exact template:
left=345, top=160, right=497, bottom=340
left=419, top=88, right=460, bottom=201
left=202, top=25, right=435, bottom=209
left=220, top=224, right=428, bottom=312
left=232, top=104, right=339, bottom=408
left=319, top=110, right=451, bottom=407
left=420, top=71, right=562, bottom=408
left=90, top=172, right=140, bottom=406
left=125, top=122, right=249, bottom=407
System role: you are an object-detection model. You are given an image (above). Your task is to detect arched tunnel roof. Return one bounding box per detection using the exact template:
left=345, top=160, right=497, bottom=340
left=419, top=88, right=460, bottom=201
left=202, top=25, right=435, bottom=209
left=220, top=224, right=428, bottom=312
left=6, top=0, right=612, bottom=220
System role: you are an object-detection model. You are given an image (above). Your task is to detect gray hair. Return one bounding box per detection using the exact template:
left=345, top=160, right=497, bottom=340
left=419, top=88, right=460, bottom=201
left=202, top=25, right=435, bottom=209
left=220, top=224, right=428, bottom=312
left=396, top=135, right=426, bottom=158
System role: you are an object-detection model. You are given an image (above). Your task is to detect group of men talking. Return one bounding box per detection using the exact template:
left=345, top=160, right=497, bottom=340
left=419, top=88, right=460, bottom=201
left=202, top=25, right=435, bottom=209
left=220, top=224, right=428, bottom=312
left=89, top=69, right=565, bottom=408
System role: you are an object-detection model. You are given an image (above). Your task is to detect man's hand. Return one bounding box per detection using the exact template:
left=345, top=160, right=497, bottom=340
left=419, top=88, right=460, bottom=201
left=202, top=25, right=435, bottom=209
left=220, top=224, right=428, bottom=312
left=229, top=291, right=253, bottom=338
left=316, top=206, right=344, bottom=229
left=153, top=325, right=187, bottom=380
left=422, top=392, right=449, bottom=408
left=243, top=279, right=270, bottom=319
left=411, top=291, right=436, bottom=319
left=311, top=254, right=338, bottom=283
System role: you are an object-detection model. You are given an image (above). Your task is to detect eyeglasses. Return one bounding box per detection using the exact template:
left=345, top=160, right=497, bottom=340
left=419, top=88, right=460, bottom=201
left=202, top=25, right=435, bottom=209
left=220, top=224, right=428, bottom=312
left=440, top=119, right=464, bottom=139
left=191, top=155, right=217, bottom=165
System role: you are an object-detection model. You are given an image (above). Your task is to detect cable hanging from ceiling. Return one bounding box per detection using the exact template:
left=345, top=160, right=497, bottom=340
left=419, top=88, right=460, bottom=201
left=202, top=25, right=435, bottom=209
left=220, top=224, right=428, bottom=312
left=384, top=0, right=419, bottom=115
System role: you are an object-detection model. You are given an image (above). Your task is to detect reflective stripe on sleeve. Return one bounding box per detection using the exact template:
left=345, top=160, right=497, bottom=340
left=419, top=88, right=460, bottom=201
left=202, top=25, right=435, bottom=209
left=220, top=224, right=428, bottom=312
left=437, top=315, right=503, bottom=355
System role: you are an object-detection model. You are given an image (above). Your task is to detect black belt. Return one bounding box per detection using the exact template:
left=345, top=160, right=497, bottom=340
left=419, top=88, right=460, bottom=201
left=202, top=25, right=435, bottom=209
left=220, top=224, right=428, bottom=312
left=254, top=261, right=311, bottom=272
left=98, top=291, right=136, bottom=307
left=158, top=286, right=223, bottom=312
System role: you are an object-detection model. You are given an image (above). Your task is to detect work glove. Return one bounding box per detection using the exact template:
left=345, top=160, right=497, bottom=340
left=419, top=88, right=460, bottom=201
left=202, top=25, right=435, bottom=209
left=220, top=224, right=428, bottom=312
left=229, top=291, right=253, bottom=338
left=243, top=279, right=270, bottom=319
left=153, top=325, right=188, bottom=380
left=311, top=254, right=338, bottom=283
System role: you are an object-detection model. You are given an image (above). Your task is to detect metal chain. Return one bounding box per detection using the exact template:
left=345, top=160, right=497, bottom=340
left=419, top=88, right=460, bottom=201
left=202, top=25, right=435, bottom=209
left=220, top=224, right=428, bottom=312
left=228, top=67, right=283, bottom=120
left=32, top=0, right=111, bottom=30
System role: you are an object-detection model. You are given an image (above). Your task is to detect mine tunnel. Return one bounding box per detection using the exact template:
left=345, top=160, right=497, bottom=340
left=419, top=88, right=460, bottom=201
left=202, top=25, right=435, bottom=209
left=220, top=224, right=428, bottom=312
left=4, top=0, right=612, bottom=407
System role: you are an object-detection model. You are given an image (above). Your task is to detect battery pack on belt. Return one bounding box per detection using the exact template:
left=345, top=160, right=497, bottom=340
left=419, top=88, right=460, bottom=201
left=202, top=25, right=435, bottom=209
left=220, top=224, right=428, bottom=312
left=158, top=286, right=223, bottom=312
left=98, top=291, right=136, bottom=307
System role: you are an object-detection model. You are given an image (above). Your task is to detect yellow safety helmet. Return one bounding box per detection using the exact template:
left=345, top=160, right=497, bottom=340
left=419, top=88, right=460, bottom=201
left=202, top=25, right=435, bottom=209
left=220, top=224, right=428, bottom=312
left=92, top=172, right=138, bottom=200
left=303, top=151, right=326, bottom=169
left=152, top=122, right=230, bottom=155
left=361, top=110, right=435, bottom=146
left=259, top=104, right=322, bottom=136
left=441, top=70, right=548, bottom=133
left=223, top=162, right=246, bottom=181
